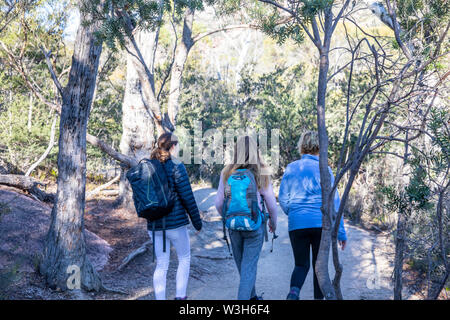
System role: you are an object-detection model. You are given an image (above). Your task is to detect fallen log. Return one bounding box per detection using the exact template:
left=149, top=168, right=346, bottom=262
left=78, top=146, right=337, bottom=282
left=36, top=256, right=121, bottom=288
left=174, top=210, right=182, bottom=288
left=99, top=189, right=119, bottom=197
left=118, top=240, right=152, bottom=271
left=86, top=174, right=120, bottom=198
left=0, top=174, right=55, bottom=203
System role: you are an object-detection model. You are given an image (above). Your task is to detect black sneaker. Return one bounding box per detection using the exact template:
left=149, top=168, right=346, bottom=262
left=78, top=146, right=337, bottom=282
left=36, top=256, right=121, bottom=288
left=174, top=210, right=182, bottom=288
left=286, top=287, right=300, bottom=300
left=175, top=296, right=187, bottom=300
left=286, top=292, right=299, bottom=300
left=250, top=293, right=264, bottom=300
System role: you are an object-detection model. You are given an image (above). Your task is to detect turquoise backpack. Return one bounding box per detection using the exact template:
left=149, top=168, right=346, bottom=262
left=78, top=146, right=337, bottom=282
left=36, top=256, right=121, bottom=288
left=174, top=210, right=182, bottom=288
left=221, top=169, right=268, bottom=255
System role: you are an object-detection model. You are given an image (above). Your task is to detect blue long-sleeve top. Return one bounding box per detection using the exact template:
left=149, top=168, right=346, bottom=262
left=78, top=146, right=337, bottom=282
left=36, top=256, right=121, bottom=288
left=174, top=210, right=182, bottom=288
left=278, top=154, right=347, bottom=241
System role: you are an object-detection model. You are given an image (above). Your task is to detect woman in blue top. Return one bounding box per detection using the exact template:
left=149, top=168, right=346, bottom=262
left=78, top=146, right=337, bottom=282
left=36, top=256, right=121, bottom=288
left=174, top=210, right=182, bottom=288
left=278, top=131, right=347, bottom=300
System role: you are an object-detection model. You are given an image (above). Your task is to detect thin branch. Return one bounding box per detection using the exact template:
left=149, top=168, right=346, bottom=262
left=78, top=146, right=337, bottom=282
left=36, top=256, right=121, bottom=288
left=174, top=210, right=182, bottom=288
left=192, top=23, right=259, bottom=44
left=40, top=45, right=64, bottom=98
left=25, top=116, right=58, bottom=176
left=311, top=16, right=322, bottom=46
left=330, top=0, right=351, bottom=36
left=86, top=133, right=138, bottom=168
left=157, top=13, right=179, bottom=101
left=385, top=0, right=413, bottom=60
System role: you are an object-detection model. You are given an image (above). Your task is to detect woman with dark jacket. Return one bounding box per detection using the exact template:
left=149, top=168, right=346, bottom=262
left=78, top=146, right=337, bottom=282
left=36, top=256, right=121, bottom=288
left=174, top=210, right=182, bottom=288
left=149, top=132, right=202, bottom=300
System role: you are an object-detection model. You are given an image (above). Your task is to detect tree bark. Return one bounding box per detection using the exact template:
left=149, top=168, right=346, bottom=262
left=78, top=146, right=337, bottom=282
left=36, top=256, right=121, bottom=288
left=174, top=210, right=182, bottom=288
left=39, top=3, right=104, bottom=291
left=117, top=30, right=157, bottom=210
left=314, top=45, right=337, bottom=300
left=167, top=7, right=194, bottom=126
left=393, top=210, right=407, bottom=300
left=432, top=184, right=449, bottom=299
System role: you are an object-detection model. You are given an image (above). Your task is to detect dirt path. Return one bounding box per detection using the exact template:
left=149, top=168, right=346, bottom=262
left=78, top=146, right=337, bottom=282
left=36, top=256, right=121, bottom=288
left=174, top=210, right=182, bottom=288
left=1, top=185, right=416, bottom=300
left=186, top=187, right=409, bottom=300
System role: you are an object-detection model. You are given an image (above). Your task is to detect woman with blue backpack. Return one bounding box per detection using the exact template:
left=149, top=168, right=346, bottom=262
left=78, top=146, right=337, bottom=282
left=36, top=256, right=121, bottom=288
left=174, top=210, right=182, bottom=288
left=147, top=132, right=203, bottom=300
left=215, top=135, right=278, bottom=300
left=278, top=131, right=347, bottom=300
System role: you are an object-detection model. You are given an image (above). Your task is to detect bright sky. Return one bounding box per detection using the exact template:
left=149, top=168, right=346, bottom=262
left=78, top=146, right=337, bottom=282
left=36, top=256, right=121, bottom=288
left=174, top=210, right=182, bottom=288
left=64, top=8, right=80, bottom=42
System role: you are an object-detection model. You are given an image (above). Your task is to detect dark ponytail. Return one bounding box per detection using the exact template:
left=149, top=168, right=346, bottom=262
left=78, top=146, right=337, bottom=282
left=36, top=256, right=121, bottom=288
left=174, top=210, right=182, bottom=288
left=151, top=132, right=178, bottom=163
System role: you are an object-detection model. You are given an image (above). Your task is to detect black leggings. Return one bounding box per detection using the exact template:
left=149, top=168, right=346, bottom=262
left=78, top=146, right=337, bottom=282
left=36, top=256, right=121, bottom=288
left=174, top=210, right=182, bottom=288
left=288, top=227, right=324, bottom=299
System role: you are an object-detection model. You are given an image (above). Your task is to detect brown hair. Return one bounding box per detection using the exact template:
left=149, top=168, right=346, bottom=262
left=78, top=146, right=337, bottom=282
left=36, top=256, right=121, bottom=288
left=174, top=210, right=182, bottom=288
left=221, top=135, right=270, bottom=190
left=298, top=130, right=319, bottom=155
left=151, top=132, right=178, bottom=163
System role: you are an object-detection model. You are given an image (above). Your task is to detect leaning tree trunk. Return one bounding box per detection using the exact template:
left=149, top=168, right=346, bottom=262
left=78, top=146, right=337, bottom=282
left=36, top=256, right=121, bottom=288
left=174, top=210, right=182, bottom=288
left=314, top=44, right=337, bottom=300
left=40, top=4, right=103, bottom=291
left=117, top=30, right=156, bottom=210
left=167, top=7, right=194, bottom=126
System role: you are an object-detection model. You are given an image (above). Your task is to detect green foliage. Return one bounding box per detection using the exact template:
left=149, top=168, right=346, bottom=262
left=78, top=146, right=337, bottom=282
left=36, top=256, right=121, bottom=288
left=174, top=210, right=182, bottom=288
left=0, top=0, right=72, bottom=177
left=380, top=158, right=433, bottom=215
left=397, top=0, right=449, bottom=30
left=377, top=103, right=449, bottom=288
left=259, top=8, right=305, bottom=45
left=90, top=0, right=206, bottom=52
left=177, top=62, right=318, bottom=182
left=396, top=0, right=449, bottom=58
left=429, top=107, right=450, bottom=160
left=299, top=0, right=334, bottom=18
left=0, top=0, right=125, bottom=179
left=0, top=95, right=59, bottom=175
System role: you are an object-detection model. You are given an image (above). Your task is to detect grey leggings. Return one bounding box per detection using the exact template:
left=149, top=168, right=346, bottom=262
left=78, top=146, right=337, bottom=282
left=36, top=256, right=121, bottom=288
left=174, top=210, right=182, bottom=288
left=229, top=225, right=264, bottom=300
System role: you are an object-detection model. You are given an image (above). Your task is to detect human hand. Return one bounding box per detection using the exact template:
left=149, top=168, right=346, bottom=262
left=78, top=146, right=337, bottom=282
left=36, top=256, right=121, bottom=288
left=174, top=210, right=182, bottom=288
left=338, top=240, right=347, bottom=251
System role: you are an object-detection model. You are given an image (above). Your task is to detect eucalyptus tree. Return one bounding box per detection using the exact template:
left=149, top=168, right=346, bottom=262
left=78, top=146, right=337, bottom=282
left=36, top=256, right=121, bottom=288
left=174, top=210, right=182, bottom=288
left=38, top=0, right=106, bottom=291
left=88, top=0, right=259, bottom=209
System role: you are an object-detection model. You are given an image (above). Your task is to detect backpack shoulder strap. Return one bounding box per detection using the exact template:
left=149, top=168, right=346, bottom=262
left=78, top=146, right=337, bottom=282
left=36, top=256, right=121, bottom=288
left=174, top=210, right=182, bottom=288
left=260, top=194, right=269, bottom=242
left=139, top=158, right=151, bottom=164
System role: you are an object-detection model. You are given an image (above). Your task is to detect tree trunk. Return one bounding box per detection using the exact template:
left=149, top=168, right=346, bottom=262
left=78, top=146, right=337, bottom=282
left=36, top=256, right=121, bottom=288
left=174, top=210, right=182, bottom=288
left=314, top=46, right=337, bottom=300
left=431, top=184, right=449, bottom=299
left=167, top=7, right=194, bottom=126
left=39, top=4, right=104, bottom=291
left=393, top=210, right=407, bottom=300
left=331, top=167, right=359, bottom=299
left=117, top=30, right=156, bottom=210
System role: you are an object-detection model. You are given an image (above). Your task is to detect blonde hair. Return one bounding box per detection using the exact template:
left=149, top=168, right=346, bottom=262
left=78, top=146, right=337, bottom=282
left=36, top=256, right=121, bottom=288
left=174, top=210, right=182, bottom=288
left=298, top=131, right=319, bottom=155
left=221, top=135, right=270, bottom=190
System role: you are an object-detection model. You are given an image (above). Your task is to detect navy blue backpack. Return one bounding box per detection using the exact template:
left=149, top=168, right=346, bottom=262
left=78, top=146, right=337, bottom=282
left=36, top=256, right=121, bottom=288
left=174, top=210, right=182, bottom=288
left=126, top=158, right=175, bottom=221
left=126, top=158, right=176, bottom=260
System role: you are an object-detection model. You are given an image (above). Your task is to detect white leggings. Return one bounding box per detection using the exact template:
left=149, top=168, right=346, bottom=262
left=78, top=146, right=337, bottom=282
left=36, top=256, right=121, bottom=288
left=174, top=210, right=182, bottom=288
left=148, top=225, right=191, bottom=300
